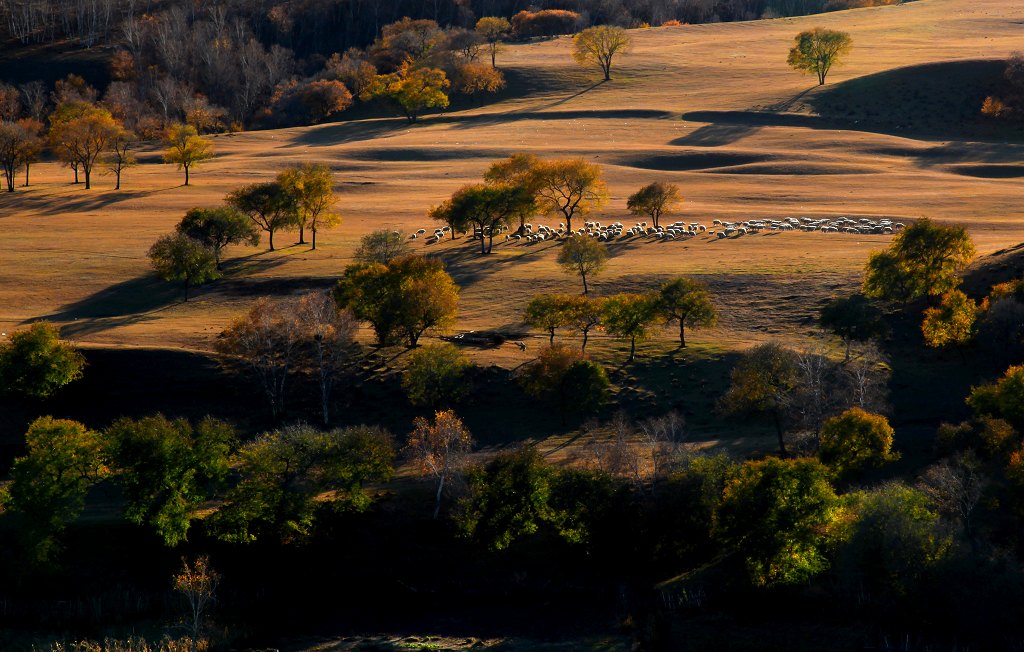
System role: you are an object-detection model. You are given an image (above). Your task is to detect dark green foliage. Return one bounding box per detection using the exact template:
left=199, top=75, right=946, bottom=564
left=517, top=344, right=609, bottom=419
left=967, top=364, right=1024, bottom=430
left=0, top=321, right=85, bottom=399
left=401, top=342, right=473, bottom=409
left=721, top=342, right=800, bottom=455
left=819, top=294, right=885, bottom=359
left=105, top=415, right=237, bottom=546
left=715, top=457, right=840, bottom=587
left=210, top=423, right=394, bottom=544
left=148, top=233, right=220, bottom=301
left=225, top=181, right=299, bottom=252
left=176, top=206, right=260, bottom=269
left=863, top=218, right=975, bottom=304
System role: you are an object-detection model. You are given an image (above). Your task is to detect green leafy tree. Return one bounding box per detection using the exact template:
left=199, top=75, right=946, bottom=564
left=105, top=126, right=136, bottom=190
left=407, top=409, right=474, bottom=519
left=572, top=25, right=632, bottom=81
left=176, top=206, right=260, bottom=269
left=562, top=294, right=604, bottom=351
left=211, top=424, right=394, bottom=543
left=431, top=183, right=535, bottom=254
left=105, top=415, right=237, bottom=546
left=922, top=289, right=978, bottom=348
left=476, top=16, right=511, bottom=67
left=483, top=153, right=542, bottom=232
left=163, top=123, right=214, bottom=186
left=715, top=457, right=841, bottom=587
left=656, top=277, right=717, bottom=348
left=557, top=236, right=608, bottom=295
left=786, top=27, right=852, bottom=85
left=277, top=163, right=341, bottom=249
left=967, top=365, right=1024, bottom=430
left=524, top=294, right=574, bottom=344
left=818, top=408, right=899, bottom=480
left=148, top=233, right=220, bottom=301
left=355, top=229, right=411, bottom=264
left=1, top=417, right=107, bottom=563
left=458, top=446, right=554, bottom=550
left=334, top=255, right=460, bottom=347
left=402, top=342, right=472, bottom=409
left=722, top=342, right=800, bottom=455
left=365, top=59, right=449, bottom=123
left=0, top=322, right=85, bottom=399
left=863, top=219, right=975, bottom=304
left=627, top=181, right=681, bottom=229
left=530, top=157, right=608, bottom=234
left=518, top=344, right=609, bottom=419
left=226, top=181, right=299, bottom=252
left=602, top=293, right=659, bottom=362
left=819, top=294, right=885, bottom=360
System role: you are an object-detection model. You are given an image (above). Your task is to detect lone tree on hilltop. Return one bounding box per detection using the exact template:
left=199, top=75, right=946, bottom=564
left=572, top=25, right=632, bottom=81
left=557, top=236, right=608, bottom=295
left=787, top=27, right=852, bottom=85
left=164, top=123, right=214, bottom=186
left=628, top=182, right=682, bottom=229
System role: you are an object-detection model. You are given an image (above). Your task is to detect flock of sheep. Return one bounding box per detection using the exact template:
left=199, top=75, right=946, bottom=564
left=407, top=215, right=906, bottom=246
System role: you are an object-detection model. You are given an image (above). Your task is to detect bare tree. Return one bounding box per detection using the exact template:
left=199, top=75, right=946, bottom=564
left=296, top=292, right=357, bottom=425
left=638, top=410, right=687, bottom=488
left=216, top=298, right=301, bottom=420
left=918, top=456, right=984, bottom=536
left=407, top=410, right=474, bottom=519
left=173, top=555, right=220, bottom=652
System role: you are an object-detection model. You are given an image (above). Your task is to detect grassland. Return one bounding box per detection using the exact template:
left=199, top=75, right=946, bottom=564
left=1, top=0, right=1023, bottom=449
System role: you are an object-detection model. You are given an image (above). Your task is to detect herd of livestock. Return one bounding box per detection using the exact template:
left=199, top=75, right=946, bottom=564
left=408, top=215, right=906, bottom=246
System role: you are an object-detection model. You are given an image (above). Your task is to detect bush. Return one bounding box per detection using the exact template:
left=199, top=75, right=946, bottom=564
left=510, top=10, right=582, bottom=38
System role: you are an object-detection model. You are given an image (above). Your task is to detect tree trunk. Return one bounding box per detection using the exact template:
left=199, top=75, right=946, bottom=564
left=184, top=164, right=190, bottom=186
left=679, top=320, right=687, bottom=347
left=549, top=329, right=555, bottom=345
left=73, top=163, right=79, bottom=184
left=23, top=163, right=29, bottom=187
left=268, top=228, right=275, bottom=251
left=490, top=45, right=496, bottom=67
left=311, top=227, right=317, bottom=250
left=433, top=474, right=445, bottom=519
left=581, top=329, right=589, bottom=351
left=115, top=169, right=121, bottom=190
left=581, top=271, right=589, bottom=295
left=298, top=225, right=305, bottom=244
left=629, top=336, right=636, bottom=362
left=84, top=167, right=91, bottom=189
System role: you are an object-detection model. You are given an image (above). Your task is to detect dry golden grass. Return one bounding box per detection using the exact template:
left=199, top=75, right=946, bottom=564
left=1, top=0, right=1023, bottom=358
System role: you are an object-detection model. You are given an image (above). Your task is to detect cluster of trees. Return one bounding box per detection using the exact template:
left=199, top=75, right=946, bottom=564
left=982, top=53, right=1024, bottom=121
left=149, top=164, right=340, bottom=299
left=0, top=414, right=395, bottom=562
left=0, top=77, right=216, bottom=192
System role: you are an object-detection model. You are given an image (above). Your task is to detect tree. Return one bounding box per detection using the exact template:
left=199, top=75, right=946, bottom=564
left=226, top=181, right=298, bottom=251
left=656, top=277, right=717, bottom=348
left=105, top=126, right=136, bottom=190
left=176, top=206, right=260, bottom=269
left=967, top=365, right=1024, bottom=431
left=458, top=446, right=555, bottom=550
left=518, top=344, right=609, bottom=420
left=483, top=153, right=542, bottom=232
left=354, top=229, right=410, bottom=264
left=1, top=417, right=107, bottom=564
left=819, top=294, right=885, bottom=361
left=530, top=157, right=608, bottom=234
left=173, top=556, right=220, bottom=652
left=295, top=292, right=357, bottom=425
left=0, top=120, right=32, bottom=192
left=432, top=183, right=534, bottom=254
left=572, top=25, right=632, bottom=82
left=215, top=298, right=302, bottom=420
left=47, top=106, right=120, bottom=189
left=818, top=408, right=899, bottom=480
left=863, top=218, right=975, bottom=304
left=148, top=233, right=220, bottom=301
left=277, top=163, right=341, bottom=249
left=163, top=123, right=214, bottom=186
left=524, top=294, right=574, bottom=344
left=715, top=457, right=840, bottom=587
left=557, top=236, right=608, bottom=295
left=922, top=289, right=978, bottom=348
left=299, top=79, right=353, bottom=123
left=334, top=255, right=459, bottom=348
left=48, top=101, right=91, bottom=184
left=105, top=415, right=236, bottom=546
left=211, top=424, right=394, bottom=543
left=407, top=410, right=474, bottom=519
left=14, top=118, right=42, bottom=187
left=402, top=343, right=472, bottom=410
left=365, top=60, right=449, bottom=123
left=786, top=27, right=853, bottom=85
left=476, top=16, right=511, bottom=67
left=722, top=342, right=801, bottom=455
left=627, top=181, right=681, bottom=229
left=0, top=322, right=85, bottom=399
left=602, top=293, right=659, bottom=362
left=562, top=294, right=604, bottom=351
left=457, top=63, right=506, bottom=103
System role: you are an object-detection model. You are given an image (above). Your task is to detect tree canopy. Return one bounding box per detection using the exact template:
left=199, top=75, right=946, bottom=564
left=786, top=27, right=853, bottom=85
left=557, top=236, right=608, bottom=295
left=176, top=206, right=260, bottom=269
left=402, top=342, right=473, bottom=409
left=627, top=181, right=682, bottom=229
left=818, top=408, right=899, bottom=480
left=572, top=25, right=632, bottom=81
left=0, top=322, right=85, bottom=399
left=602, top=293, right=659, bottom=362
left=163, top=123, right=214, bottom=186
left=863, top=219, right=975, bottom=304
left=226, top=181, right=299, bottom=251
left=365, top=60, right=450, bottom=123
left=148, top=233, right=220, bottom=301
left=277, top=163, right=341, bottom=249
left=656, top=277, right=717, bottom=348
left=722, top=342, right=801, bottom=455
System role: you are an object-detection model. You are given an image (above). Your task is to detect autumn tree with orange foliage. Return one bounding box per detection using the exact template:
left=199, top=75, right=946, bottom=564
left=407, top=409, right=474, bottom=519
